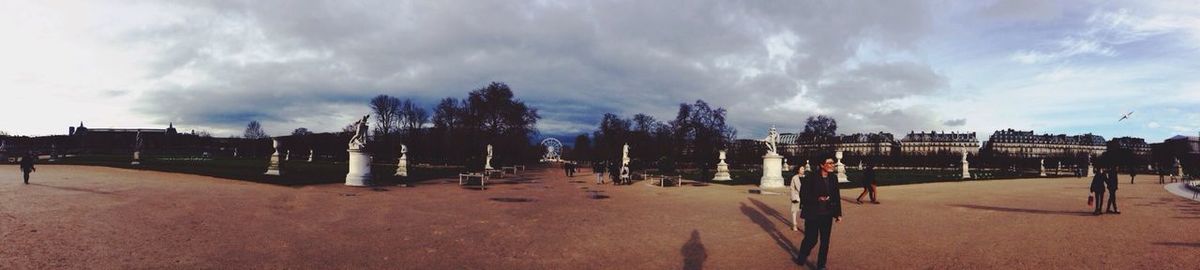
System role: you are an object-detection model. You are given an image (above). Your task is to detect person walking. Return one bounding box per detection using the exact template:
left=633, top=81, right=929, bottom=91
left=593, top=161, right=606, bottom=184
left=20, top=152, right=36, bottom=185
left=790, top=165, right=804, bottom=232
left=1106, top=167, right=1121, bottom=214
left=856, top=164, right=879, bottom=204
left=1090, top=168, right=1107, bottom=215
left=797, top=156, right=843, bottom=269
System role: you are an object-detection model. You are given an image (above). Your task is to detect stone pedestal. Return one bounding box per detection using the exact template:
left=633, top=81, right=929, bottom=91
left=713, top=161, right=732, bottom=181
left=1177, top=165, right=1185, bottom=177
left=265, top=152, right=282, bottom=176
left=346, top=149, right=372, bottom=186
left=835, top=151, right=849, bottom=183
left=760, top=153, right=785, bottom=188
left=961, top=161, right=970, bottom=179
left=1039, top=159, right=1047, bottom=177
left=395, top=153, right=408, bottom=177
left=131, top=151, right=141, bottom=165
left=1086, top=163, right=1095, bottom=177
left=960, top=151, right=970, bottom=179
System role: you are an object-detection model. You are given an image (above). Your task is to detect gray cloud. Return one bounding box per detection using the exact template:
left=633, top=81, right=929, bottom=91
left=943, top=118, right=967, bottom=127
left=127, top=0, right=948, bottom=138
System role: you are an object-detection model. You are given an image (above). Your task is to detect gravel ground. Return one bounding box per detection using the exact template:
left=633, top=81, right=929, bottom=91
left=2, top=165, right=1198, bottom=269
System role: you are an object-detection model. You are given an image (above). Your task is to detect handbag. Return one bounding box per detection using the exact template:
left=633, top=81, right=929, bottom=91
left=1087, top=195, right=1094, bottom=206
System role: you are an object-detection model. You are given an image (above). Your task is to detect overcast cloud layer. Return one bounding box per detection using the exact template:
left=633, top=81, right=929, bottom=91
left=2, top=0, right=1198, bottom=142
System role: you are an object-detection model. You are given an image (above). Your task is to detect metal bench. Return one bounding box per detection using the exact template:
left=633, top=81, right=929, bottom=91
left=459, top=173, right=489, bottom=187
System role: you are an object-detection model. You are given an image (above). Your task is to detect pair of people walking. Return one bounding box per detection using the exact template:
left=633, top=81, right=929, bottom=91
left=1090, top=167, right=1120, bottom=215
left=791, top=157, right=843, bottom=270
left=856, top=164, right=879, bottom=204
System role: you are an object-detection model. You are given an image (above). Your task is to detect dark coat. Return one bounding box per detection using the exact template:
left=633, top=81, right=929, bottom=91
left=1090, top=174, right=1107, bottom=193
left=800, top=173, right=842, bottom=219
left=1105, top=171, right=1118, bottom=191
left=20, top=156, right=35, bottom=172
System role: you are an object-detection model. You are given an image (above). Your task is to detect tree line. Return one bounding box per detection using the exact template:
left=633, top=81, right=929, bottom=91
left=569, top=100, right=736, bottom=178
left=241, top=82, right=540, bottom=167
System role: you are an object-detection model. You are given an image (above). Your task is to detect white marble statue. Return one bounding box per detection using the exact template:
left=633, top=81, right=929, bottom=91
left=485, top=144, right=494, bottom=170
left=265, top=137, right=282, bottom=175
left=396, top=144, right=408, bottom=177
left=719, top=150, right=726, bottom=160
left=348, top=115, right=369, bottom=150
left=763, top=126, right=779, bottom=155
left=621, top=143, right=631, bottom=165
left=134, top=131, right=144, bottom=150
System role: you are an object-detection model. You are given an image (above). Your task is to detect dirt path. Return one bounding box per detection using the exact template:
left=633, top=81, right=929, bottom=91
left=2, top=165, right=1197, bottom=269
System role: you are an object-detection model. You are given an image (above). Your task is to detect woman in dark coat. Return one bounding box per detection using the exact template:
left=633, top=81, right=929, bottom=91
left=1090, top=168, right=1107, bottom=215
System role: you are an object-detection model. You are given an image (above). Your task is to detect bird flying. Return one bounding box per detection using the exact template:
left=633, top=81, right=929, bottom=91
left=1118, top=111, right=1134, bottom=122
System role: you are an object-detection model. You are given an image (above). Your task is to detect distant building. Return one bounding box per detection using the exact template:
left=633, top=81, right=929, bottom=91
left=784, top=132, right=899, bottom=158
left=67, top=122, right=180, bottom=153
left=1150, top=134, right=1199, bottom=173
left=980, top=129, right=1105, bottom=159
left=900, top=131, right=979, bottom=156
left=1107, top=136, right=1151, bottom=162
left=838, top=132, right=898, bottom=156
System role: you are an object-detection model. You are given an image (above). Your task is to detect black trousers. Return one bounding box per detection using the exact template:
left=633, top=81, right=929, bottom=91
left=1093, top=191, right=1105, bottom=213
left=799, top=215, right=833, bottom=267
left=1106, top=190, right=1118, bottom=211
left=22, top=171, right=30, bottom=184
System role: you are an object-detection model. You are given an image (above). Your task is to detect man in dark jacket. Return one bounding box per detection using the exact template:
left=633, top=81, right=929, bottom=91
left=1106, top=167, right=1120, bottom=214
left=798, top=157, right=843, bottom=269
left=1090, top=168, right=1107, bottom=215
left=20, top=152, right=36, bottom=184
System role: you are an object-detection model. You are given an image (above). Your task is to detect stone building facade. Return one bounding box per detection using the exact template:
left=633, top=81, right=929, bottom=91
left=899, top=131, right=979, bottom=156
left=980, top=129, right=1105, bottom=159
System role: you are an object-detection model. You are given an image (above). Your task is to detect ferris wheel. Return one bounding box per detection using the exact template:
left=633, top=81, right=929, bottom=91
left=540, top=138, right=563, bottom=161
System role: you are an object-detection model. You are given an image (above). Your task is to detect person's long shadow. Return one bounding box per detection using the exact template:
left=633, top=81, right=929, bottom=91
left=748, top=198, right=795, bottom=229
left=681, top=229, right=707, bottom=270
left=740, top=202, right=801, bottom=262
left=29, top=183, right=114, bottom=195
left=950, top=204, right=1092, bottom=216
left=1153, top=242, right=1200, bottom=248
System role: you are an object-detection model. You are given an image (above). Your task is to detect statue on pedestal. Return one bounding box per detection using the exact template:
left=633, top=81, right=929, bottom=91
left=348, top=115, right=369, bottom=150
left=960, top=148, right=970, bottom=179
left=131, top=132, right=143, bottom=165
left=759, top=126, right=785, bottom=188
left=265, top=138, right=283, bottom=175
left=713, top=150, right=732, bottom=181
left=395, top=144, right=408, bottom=177
left=345, top=115, right=373, bottom=186
left=1039, top=159, right=1047, bottom=177
left=485, top=144, right=494, bottom=170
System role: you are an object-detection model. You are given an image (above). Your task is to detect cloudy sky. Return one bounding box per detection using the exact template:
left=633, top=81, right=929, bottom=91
left=3, top=0, right=1198, bottom=143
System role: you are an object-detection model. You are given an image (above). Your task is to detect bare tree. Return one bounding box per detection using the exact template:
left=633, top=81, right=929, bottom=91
left=370, top=95, right=401, bottom=136
left=243, top=121, right=268, bottom=139
left=399, top=98, right=429, bottom=133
